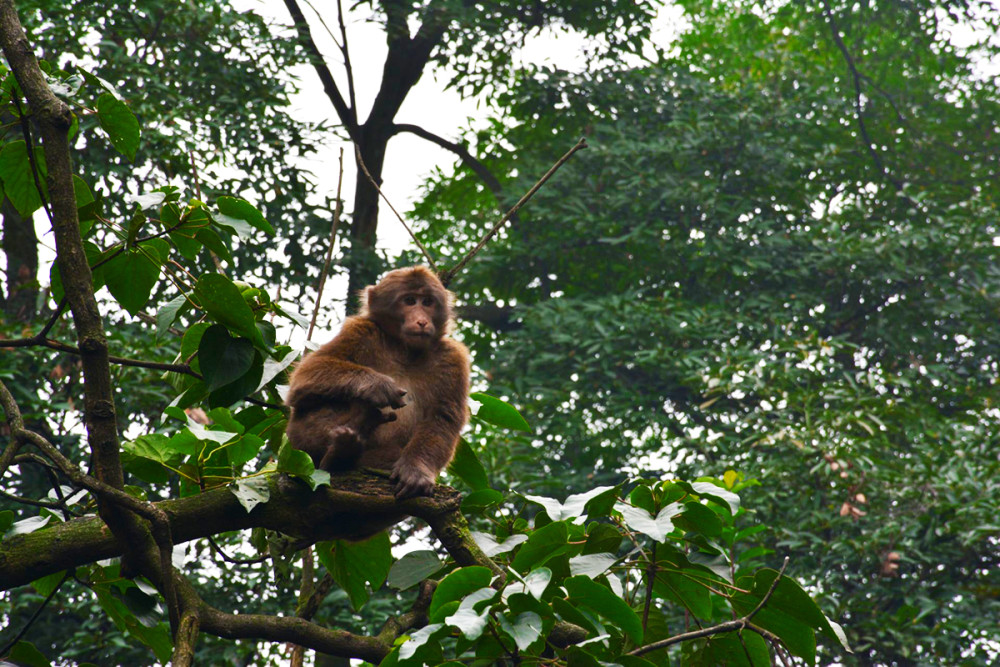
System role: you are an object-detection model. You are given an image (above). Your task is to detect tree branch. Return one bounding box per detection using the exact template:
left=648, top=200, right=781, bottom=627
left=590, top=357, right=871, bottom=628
left=354, top=143, right=437, bottom=269
left=628, top=557, right=791, bottom=657
left=441, top=138, right=588, bottom=286
left=0, top=469, right=476, bottom=591
left=390, top=123, right=515, bottom=219
left=283, top=0, right=357, bottom=134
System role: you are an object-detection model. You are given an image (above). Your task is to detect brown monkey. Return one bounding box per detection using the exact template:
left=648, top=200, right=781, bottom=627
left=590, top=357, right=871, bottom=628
left=285, top=266, right=470, bottom=499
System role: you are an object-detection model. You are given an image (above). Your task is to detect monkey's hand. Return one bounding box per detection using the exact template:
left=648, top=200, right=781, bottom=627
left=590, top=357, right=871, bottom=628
left=390, top=461, right=436, bottom=500
left=357, top=375, right=408, bottom=410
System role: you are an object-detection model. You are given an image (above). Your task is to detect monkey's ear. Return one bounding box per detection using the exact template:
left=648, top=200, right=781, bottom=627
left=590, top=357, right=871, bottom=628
left=359, top=286, right=375, bottom=316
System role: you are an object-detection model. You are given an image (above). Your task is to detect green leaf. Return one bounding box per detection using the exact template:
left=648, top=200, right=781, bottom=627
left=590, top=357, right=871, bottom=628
left=156, top=293, right=188, bottom=337
left=471, top=531, right=528, bottom=557
left=227, top=434, right=264, bottom=468
left=231, top=476, right=270, bottom=513
left=523, top=486, right=616, bottom=522
left=208, top=351, right=264, bottom=408
left=103, top=239, right=168, bottom=316
left=675, top=501, right=724, bottom=537
left=615, top=501, right=683, bottom=542
left=469, top=392, right=530, bottom=431
left=387, top=550, right=444, bottom=590
left=198, top=324, right=256, bottom=391
left=7, top=641, right=50, bottom=667
left=397, top=623, right=446, bottom=662
left=569, top=553, right=617, bottom=578
left=498, top=611, right=543, bottom=652
left=194, top=273, right=264, bottom=346
left=731, top=569, right=828, bottom=661
left=96, top=92, right=140, bottom=161
left=0, top=140, right=46, bottom=216
left=564, top=575, right=643, bottom=644
left=5, top=515, right=51, bottom=538
left=93, top=585, right=171, bottom=663
left=510, top=520, right=569, bottom=573
left=694, top=631, right=770, bottom=666
left=276, top=441, right=314, bottom=478
left=447, top=438, right=490, bottom=490
left=0, top=509, right=14, bottom=534
left=684, top=481, right=740, bottom=515
left=318, top=532, right=392, bottom=610
left=520, top=566, right=552, bottom=599
left=429, top=566, right=494, bottom=621
left=461, top=488, right=504, bottom=513
left=654, top=568, right=713, bottom=620
left=216, top=196, right=274, bottom=235
left=442, top=587, right=497, bottom=639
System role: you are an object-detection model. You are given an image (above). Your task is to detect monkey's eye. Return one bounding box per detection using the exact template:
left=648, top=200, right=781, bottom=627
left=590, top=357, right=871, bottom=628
left=403, top=296, right=417, bottom=306
left=422, top=297, right=435, bottom=307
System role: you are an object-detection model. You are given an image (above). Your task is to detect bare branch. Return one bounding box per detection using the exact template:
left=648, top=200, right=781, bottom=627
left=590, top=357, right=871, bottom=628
left=628, top=557, right=791, bottom=657
left=283, top=0, right=357, bottom=133
left=441, top=138, right=588, bottom=286
left=354, top=143, right=437, bottom=270
left=308, top=148, right=346, bottom=341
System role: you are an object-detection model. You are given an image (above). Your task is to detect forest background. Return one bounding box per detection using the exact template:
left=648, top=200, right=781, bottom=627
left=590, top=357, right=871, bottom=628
left=0, top=0, right=997, bottom=665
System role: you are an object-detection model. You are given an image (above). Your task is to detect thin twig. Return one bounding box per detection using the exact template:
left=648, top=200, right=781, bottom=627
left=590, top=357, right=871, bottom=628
left=441, top=138, right=588, bottom=285
left=0, top=570, right=71, bottom=656
left=628, top=557, right=790, bottom=657
left=353, top=144, right=437, bottom=270
left=336, top=0, right=357, bottom=114
left=206, top=535, right=270, bottom=566
left=308, top=148, right=346, bottom=341
left=821, top=2, right=904, bottom=193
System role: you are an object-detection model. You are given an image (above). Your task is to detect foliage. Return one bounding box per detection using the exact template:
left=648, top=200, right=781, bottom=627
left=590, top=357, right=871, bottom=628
left=414, top=1, right=1000, bottom=664
left=0, top=5, right=840, bottom=666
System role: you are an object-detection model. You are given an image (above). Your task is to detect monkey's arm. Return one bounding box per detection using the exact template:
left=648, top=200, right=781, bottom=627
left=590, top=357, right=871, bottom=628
left=286, top=318, right=406, bottom=411
left=391, top=343, right=470, bottom=499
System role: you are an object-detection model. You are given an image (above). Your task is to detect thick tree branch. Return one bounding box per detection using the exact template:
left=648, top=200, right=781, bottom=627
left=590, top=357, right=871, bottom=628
left=0, top=471, right=474, bottom=591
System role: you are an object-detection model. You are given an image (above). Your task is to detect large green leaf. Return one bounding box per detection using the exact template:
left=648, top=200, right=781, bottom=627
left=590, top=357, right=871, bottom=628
left=429, top=566, right=494, bottom=621
left=194, top=273, right=264, bottom=346
left=102, top=239, right=168, bottom=316
left=317, top=532, right=392, bottom=610
left=564, top=575, right=643, bottom=644
left=387, top=550, right=444, bottom=590
left=96, top=92, right=140, bottom=161
left=198, top=324, right=256, bottom=391
left=510, top=520, right=569, bottom=573
left=0, top=140, right=46, bottom=216
left=469, top=392, right=530, bottom=431
left=446, top=438, right=489, bottom=490
left=216, top=196, right=274, bottom=235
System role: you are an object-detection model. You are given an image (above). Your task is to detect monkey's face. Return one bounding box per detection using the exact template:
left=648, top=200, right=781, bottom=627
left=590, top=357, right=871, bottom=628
left=396, top=292, right=442, bottom=349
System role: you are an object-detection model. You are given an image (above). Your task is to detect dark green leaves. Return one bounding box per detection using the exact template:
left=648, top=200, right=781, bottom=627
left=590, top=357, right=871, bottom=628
left=318, top=533, right=392, bottom=610
left=216, top=196, right=274, bottom=236
left=102, top=239, right=168, bottom=315
left=564, top=575, right=643, bottom=644
left=194, top=273, right=264, bottom=347
left=388, top=550, right=444, bottom=590
left=0, top=140, right=46, bottom=216
left=96, top=93, right=140, bottom=161
left=198, top=324, right=256, bottom=391
left=470, top=392, right=530, bottom=431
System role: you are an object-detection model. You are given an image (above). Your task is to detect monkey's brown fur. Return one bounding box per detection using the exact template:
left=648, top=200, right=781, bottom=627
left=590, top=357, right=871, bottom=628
left=285, top=266, right=470, bottom=499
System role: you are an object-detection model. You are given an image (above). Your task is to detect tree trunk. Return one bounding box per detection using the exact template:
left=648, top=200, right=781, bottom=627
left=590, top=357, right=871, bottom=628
left=1, top=196, right=39, bottom=322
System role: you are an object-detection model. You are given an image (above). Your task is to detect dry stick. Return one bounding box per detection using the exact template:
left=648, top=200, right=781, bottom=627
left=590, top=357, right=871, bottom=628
left=628, top=557, right=791, bottom=657
left=307, top=148, right=346, bottom=342
left=441, top=137, right=588, bottom=285
left=353, top=144, right=438, bottom=270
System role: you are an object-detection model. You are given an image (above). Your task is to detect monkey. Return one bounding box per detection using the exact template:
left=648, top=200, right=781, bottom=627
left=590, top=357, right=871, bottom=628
left=285, top=266, right=470, bottom=500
